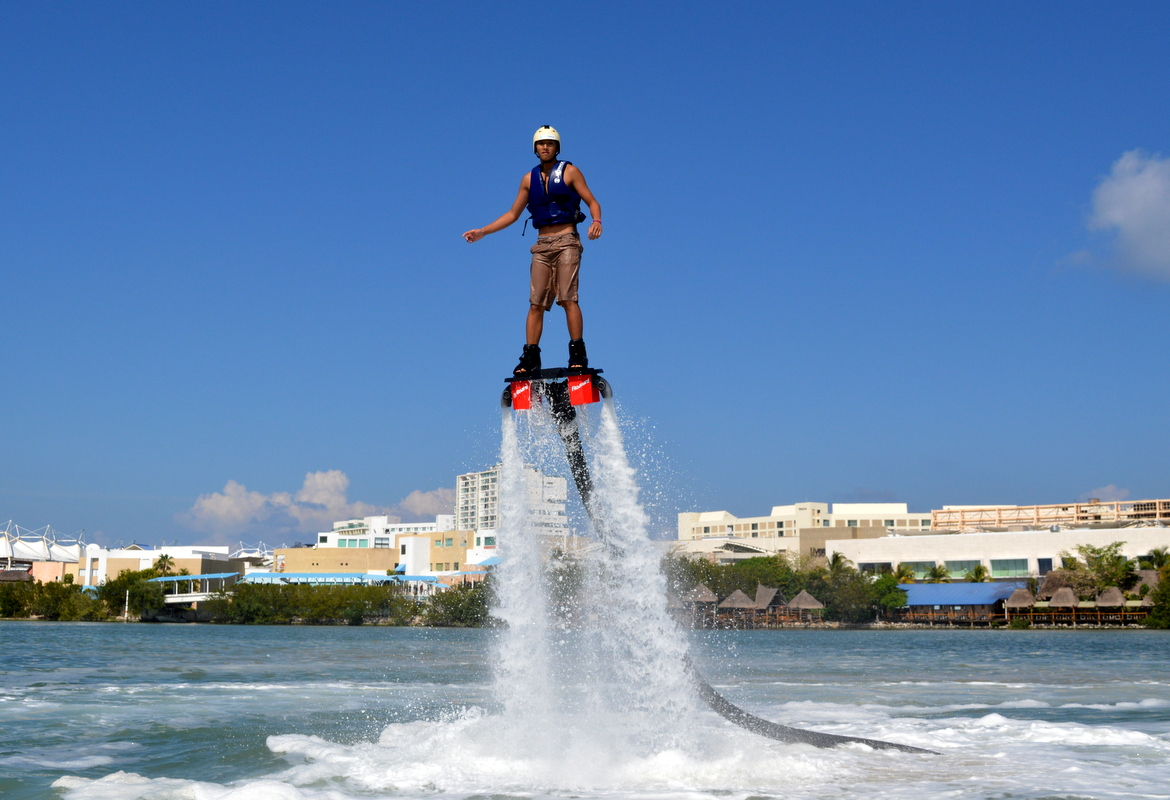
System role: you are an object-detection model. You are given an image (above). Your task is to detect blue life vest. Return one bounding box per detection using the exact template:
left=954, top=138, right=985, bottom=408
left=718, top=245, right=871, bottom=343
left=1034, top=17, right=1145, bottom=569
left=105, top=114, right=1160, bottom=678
left=526, top=160, right=586, bottom=229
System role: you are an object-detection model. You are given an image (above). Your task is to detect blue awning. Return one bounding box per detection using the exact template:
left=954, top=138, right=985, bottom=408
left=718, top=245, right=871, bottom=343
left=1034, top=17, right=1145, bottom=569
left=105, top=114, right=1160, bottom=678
left=147, top=572, right=241, bottom=582
left=899, top=581, right=1024, bottom=607
left=474, top=556, right=501, bottom=567
left=240, top=572, right=394, bottom=585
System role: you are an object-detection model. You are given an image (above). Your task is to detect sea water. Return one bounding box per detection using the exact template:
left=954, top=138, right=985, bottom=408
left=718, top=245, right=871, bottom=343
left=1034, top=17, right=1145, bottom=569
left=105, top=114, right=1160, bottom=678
left=6, top=404, right=1168, bottom=799
left=2, top=623, right=1169, bottom=799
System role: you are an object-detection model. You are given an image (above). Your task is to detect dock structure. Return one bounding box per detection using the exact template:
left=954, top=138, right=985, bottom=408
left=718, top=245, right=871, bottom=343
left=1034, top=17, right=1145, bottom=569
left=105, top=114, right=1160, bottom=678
left=147, top=572, right=242, bottom=604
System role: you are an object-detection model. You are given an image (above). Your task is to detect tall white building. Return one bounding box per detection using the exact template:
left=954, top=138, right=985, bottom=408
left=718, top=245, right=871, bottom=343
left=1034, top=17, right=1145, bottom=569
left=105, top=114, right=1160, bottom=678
left=318, top=515, right=456, bottom=549
left=457, top=465, right=568, bottom=537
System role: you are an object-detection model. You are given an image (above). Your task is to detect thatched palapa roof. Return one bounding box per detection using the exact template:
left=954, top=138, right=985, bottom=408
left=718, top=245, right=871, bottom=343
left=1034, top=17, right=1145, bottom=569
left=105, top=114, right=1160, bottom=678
left=684, top=584, right=718, bottom=603
left=0, top=570, right=33, bottom=583
left=1005, top=588, right=1035, bottom=608
left=1095, top=586, right=1126, bottom=607
left=718, top=589, right=758, bottom=609
left=1048, top=587, right=1079, bottom=607
left=788, top=590, right=825, bottom=610
left=754, top=584, right=787, bottom=610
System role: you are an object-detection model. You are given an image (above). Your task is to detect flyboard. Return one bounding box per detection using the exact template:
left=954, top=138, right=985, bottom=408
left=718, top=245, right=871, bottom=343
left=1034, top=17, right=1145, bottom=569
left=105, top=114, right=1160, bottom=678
left=502, top=368, right=934, bottom=754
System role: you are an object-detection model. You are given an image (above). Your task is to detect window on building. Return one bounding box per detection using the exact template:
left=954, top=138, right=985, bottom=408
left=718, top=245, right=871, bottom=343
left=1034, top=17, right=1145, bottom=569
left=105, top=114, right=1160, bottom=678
left=823, top=520, right=830, bottom=527
left=453, top=562, right=459, bottom=570
left=902, top=561, right=936, bottom=580
left=374, top=538, right=389, bottom=548
left=751, top=531, right=758, bottom=538
left=991, top=558, right=1029, bottom=578
left=921, top=520, right=931, bottom=527
left=401, top=544, right=407, bottom=555
left=475, top=537, right=481, bottom=546
left=703, top=526, right=710, bottom=533
left=435, top=539, right=442, bottom=547
left=319, top=534, right=328, bottom=544
left=751, top=523, right=758, bottom=531
left=1037, top=558, right=1053, bottom=575
left=358, top=540, right=368, bottom=548
left=884, top=520, right=894, bottom=527
left=945, top=560, right=981, bottom=575
left=847, top=520, right=858, bottom=527
left=444, top=538, right=454, bottom=547
left=485, top=536, right=496, bottom=546
left=858, top=562, right=893, bottom=574
left=338, top=539, right=348, bottom=548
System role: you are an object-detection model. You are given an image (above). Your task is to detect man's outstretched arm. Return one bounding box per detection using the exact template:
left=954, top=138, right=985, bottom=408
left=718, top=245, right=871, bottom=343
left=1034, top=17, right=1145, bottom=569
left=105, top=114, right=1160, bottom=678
left=565, top=165, right=602, bottom=240
left=463, top=176, right=530, bottom=243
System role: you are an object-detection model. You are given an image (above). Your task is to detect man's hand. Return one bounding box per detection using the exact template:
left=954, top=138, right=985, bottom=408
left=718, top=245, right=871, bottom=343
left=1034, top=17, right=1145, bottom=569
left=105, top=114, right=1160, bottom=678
left=463, top=229, right=484, bottom=243
left=587, top=220, right=602, bottom=240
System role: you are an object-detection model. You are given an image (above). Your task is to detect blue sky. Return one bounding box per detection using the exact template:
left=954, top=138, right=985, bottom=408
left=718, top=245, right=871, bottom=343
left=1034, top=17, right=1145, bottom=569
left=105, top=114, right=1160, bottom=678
left=3, top=1, right=1169, bottom=546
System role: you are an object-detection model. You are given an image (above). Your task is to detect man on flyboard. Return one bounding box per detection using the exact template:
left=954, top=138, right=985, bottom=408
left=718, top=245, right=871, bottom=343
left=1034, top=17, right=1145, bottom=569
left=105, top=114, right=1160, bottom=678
left=463, top=126, right=603, bottom=376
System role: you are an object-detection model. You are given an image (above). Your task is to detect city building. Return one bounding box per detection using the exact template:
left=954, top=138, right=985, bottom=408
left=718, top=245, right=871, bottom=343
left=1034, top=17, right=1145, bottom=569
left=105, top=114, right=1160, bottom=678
left=932, top=498, right=1170, bottom=530
left=457, top=464, right=568, bottom=536
left=316, top=515, right=456, bottom=549
left=65, top=543, right=253, bottom=587
left=1, top=524, right=84, bottom=582
left=826, top=524, right=1170, bottom=580
left=674, top=502, right=934, bottom=563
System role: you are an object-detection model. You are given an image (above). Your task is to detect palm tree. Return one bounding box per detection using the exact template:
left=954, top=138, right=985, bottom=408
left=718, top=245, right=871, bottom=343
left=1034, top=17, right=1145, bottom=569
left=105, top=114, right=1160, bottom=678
left=892, top=563, right=916, bottom=583
left=1139, top=547, right=1169, bottom=571
left=925, top=563, right=951, bottom=583
left=827, top=552, right=854, bottom=576
left=154, top=554, right=174, bottom=576
left=964, top=563, right=991, bottom=582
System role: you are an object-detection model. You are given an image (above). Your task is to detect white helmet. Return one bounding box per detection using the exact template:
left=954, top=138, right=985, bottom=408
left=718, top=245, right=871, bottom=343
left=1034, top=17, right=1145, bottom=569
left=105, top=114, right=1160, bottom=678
left=533, top=125, right=560, bottom=154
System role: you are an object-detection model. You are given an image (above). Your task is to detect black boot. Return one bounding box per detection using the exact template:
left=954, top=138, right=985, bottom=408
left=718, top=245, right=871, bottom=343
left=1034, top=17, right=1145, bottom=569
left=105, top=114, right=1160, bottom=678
left=568, top=339, right=588, bottom=369
left=513, top=344, right=541, bottom=376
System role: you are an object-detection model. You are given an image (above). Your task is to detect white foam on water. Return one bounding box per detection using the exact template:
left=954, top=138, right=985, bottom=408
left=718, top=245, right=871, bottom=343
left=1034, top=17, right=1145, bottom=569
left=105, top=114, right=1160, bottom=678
left=34, top=398, right=1170, bottom=800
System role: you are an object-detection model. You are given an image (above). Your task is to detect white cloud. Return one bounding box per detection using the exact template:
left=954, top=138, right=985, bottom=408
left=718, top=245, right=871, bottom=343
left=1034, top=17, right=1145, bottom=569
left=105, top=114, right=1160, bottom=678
left=393, top=487, right=456, bottom=521
left=177, top=470, right=390, bottom=540
left=1089, top=150, right=1170, bottom=280
left=176, top=472, right=458, bottom=541
left=1077, top=484, right=1130, bottom=502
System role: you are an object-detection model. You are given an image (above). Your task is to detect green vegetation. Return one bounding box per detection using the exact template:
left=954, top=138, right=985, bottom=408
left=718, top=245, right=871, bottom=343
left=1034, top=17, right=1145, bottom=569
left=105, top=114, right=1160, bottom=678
left=423, top=581, right=492, bottom=627
left=665, top=553, right=908, bottom=623
left=1, top=579, right=106, bottom=620
left=1, top=567, right=167, bottom=620
left=1008, top=618, right=1031, bottom=629
left=925, top=564, right=951, bottom=583
left=964, top=564, right=991, bottom=582
left=1056, top=541, right=1139, bottom=598
left=1142, top=566, right=1170, bottom=630
left=201, top=583, right=420, bottom=625
left=1139, top=547, right=1169, bottom=571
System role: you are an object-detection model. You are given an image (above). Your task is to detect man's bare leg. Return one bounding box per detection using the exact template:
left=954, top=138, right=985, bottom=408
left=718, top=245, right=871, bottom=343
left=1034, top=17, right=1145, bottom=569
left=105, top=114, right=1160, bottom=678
left=526, top=304, right=545, bottom=346
left=563, top=301, right=583, bottom=340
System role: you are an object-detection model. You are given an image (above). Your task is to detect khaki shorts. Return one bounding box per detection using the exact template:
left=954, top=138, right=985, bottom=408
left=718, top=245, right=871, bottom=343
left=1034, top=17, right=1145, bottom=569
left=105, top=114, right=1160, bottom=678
left=529, top=232, right=582, bottom=310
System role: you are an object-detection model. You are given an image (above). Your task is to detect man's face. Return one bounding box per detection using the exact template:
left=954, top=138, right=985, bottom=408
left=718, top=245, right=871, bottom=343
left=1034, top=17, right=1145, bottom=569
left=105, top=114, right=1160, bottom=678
left=535, top=140, right=559, bottom=161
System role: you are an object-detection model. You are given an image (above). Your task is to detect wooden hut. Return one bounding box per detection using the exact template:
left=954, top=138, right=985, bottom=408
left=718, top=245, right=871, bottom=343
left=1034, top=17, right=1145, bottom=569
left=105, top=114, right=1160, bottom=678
left=1004, top=587, right=1035, bottom=622
left=683, top=583, right=718, bottom=627
left=1096, top=586, right=1126, bottom=607
left=787, top=589, right=825, bottom=622
left=719, top=589, right=757, bottom=609
left=753, top=584, right=790, bottom=622
left=1048, top=587, right=1079, bottom=607
left=684, top=584, right=717, bottom=603
left=718, top=588, right=759, bottom=627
